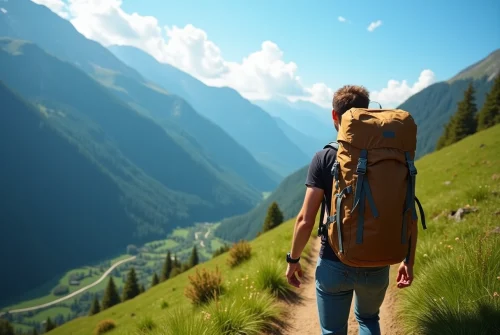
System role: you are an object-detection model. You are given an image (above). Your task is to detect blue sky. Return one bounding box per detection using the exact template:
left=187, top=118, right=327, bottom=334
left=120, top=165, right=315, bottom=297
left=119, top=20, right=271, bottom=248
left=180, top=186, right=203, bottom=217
left=33, top=0, right=500, bottom=108
left=120, top=0, right=499, bottom=89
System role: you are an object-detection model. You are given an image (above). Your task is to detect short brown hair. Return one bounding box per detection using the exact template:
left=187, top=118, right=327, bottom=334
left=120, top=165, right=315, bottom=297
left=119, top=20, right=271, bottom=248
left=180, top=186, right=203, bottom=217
left=332, top=85, right=370, bottom=116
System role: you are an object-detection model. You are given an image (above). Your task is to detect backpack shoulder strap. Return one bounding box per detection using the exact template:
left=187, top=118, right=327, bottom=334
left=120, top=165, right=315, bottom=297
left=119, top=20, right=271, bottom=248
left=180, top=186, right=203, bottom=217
left=317, top=141, right=339, bottom=237
left=323, top=141, right=339, bottom=151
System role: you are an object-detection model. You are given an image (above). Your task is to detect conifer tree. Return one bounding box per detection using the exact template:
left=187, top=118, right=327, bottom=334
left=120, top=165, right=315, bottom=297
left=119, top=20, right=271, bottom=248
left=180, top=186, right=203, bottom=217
left=161, top=251, right=173, bottom=281
left=139, top=284, right=145, bottom=294
left=101, top=277, right=120, bottom=310
left=0, top=319, right=14, bottom=335
left=45, top=317, right=56, bottom=332
left=173, top=254, right=180, bottom=269
left=436, top=82, right=478, bottom=149
left=477, top=75, right=500, bottom=130
left=32, top=327, right=38, bottom=335
left=188, top=246, right=199, bottom=268
left=89, top=294, right=100, bottom=316
left=122, top=267, right=140, bottom=301
left=151, top=272, right=160, bottom=286
left=262, top=202, right=284, bottom=232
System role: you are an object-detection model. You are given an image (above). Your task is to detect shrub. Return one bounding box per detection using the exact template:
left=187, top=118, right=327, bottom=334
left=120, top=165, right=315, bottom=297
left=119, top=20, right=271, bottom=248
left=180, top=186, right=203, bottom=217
left=212, top=244, right=230, bottom=258
left=93, top=319, right=116, bottom=335
left=255, top=258, right=293, bottom=299
left=227, top=240, right=252, bottom=268
left=184, top=267, right=224, bottom=305
left=137, top=316, right=156, bottom=332
left=160, top=300, right=169, bottom=309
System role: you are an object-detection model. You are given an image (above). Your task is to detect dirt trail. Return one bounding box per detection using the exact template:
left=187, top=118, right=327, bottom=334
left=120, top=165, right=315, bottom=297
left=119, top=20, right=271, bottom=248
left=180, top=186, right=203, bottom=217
left=285, top=238, right=403, bottom=335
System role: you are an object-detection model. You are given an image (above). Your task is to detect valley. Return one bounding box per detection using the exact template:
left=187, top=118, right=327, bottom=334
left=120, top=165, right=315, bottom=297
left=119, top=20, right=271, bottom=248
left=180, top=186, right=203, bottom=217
left=0, top=223, right=228, bottom=333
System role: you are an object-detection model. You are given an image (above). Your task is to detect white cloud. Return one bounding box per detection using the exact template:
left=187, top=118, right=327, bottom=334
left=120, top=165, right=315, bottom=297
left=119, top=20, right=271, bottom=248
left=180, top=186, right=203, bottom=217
left=1, top=8, right=7, bottom=14
left=367, top=20, right=382, bottom=32
left=370, top=69, right=436, bottom=108
left=32, top=0, right=69, bottom=18
left=338, top=16, right=347, bottom=23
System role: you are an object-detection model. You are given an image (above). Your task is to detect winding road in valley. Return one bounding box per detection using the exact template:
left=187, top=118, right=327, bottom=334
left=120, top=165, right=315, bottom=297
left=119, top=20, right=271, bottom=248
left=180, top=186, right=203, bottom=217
left=0, top=256, right=136, bottom=316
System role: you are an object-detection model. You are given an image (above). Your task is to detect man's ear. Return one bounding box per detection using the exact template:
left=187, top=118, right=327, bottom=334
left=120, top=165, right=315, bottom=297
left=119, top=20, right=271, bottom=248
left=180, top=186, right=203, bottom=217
left=331, top=109, right=337, bottom=122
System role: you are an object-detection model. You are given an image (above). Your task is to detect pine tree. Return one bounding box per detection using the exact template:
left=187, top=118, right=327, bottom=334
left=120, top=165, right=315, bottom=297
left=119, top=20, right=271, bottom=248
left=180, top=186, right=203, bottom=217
left=262, top=202, right=284, bottom=232
left=0, top=319, right=14, bottom=335
left=436, top=82, right=478, bottom=149
left=161, top=251, right=173, bottom=281
left=173, top=254, right=180, bottom=269
left=45, top=317, right=56, bottom=332
left=188, top=246, right=199, bottom=268
left=101, top=277, right=121, bottom=310
left=477, top=75, right=500, bottom=130
left=151, top=272, right=160, bottom=286
left=139, top=284, right=146, bottom=294
left=32, top=327, right=38, bottom=335
left=89, top=294, right=100, bottom=316
left=122, top=267, right=140, bottom=301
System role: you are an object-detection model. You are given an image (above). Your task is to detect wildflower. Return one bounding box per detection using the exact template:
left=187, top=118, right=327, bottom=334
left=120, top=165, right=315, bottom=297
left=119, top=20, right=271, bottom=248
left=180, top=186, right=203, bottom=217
left=494, top=292, right=499, bottom=298
left=455, top=237, right=460, bottom=241
left=423, top=254, right=428, bottom=257
left=497, top=276, right=500, bottom=280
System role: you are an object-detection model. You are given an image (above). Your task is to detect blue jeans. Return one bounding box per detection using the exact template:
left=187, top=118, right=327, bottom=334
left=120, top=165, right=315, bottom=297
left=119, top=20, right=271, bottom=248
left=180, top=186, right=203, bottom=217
left=315, top=257, right=390, bottom=335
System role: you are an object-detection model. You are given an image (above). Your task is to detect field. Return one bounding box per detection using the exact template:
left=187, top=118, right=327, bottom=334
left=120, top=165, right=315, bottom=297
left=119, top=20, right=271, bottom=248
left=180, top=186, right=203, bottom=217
left=2, top=222, right=229, bottom=333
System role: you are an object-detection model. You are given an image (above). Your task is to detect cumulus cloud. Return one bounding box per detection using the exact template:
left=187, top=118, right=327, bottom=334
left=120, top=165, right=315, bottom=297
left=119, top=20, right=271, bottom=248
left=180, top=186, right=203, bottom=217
left=370, top=70, right=436, bottom=108
left=32, top=0, right=69, bottom=18
left=338, top=16, right=347, bottom=23
left=367, top=20, right=382, bottom=32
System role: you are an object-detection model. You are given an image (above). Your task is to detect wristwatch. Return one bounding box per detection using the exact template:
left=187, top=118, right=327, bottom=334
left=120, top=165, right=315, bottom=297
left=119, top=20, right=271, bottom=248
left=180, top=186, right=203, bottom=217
left=286, top=252, right=300, bottom=264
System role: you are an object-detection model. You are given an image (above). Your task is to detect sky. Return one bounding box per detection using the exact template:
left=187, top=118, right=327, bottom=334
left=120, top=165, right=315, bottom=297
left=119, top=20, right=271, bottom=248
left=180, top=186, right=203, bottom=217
left=31, top=0, right=500, bottom=109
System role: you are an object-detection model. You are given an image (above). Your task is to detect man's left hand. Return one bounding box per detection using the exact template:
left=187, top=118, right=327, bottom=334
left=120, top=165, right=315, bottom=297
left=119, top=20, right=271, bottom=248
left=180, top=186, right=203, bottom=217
left=286, top=262, right=303, bottom=288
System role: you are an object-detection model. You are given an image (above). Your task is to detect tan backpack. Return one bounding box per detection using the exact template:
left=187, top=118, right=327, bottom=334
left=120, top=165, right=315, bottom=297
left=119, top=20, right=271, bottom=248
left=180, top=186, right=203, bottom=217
left=320, top=107, right=427, bottom=267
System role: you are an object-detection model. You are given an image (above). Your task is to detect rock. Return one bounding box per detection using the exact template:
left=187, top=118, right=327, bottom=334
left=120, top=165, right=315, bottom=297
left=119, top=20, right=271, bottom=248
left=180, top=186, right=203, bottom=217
left=449, top=206, right=478, bottom=222
left=491, top=227, right=500, bottom=234
left=495, top=211, right=500, bottom=216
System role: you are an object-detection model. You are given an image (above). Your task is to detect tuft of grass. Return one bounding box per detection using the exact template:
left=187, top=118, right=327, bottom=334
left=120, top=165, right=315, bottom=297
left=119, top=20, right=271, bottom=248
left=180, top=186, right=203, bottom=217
left=184, top=266, right=224, bottom=305
left=145, top=307, right=209, bottom=335
left=227, top=240, right=252, bottom=268
left=160, top=300, right=168, bottom=309
left=255, top=258, right=293, bottom=299
left=136, top=315, right=156, bottom=332
left=93, top=319, right=115, bottom=335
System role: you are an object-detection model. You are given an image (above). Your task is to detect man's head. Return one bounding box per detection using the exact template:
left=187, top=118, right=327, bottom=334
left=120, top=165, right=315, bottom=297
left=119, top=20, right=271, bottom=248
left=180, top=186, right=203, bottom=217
left=331, top=85, right=370, bottom=130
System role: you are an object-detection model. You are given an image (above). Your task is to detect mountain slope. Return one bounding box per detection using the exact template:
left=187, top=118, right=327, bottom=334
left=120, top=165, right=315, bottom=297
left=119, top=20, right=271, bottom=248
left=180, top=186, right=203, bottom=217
left=0, top=80, right=191, bottom=305
left=0, top=0, right=276, bottom=192
left=108, top=45, right=309, bottom=177
left=214, top=164, right=309, bottom=242
left=0, top=38, right=261, bottom=215
left=273, top=116, right=327, bottom=158
left=252, top=98, right=334, bottom=144
left=398, top=49, right=499, bottom=158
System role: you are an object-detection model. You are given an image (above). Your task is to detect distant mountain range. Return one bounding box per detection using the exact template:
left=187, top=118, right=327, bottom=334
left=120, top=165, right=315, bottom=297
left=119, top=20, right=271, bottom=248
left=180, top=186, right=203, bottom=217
left=108, top=45, right=310, bottom=178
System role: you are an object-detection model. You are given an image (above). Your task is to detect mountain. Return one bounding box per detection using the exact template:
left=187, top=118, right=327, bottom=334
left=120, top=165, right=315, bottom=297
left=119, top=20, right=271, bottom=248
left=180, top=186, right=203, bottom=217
left=273, top=116, right=327, bottom=158
left=214, top=164, right=309, bottom=242
left=252, top=98, right=335, bottom=143
left=108, top=45, right=309, bottom=178
left=0, top=38, right=268, bottom=302
left=0, top=79, right=188, bottom=304
left=0, top=0, right=277, bottom=192
left=398, top=49, right=500, bottom=158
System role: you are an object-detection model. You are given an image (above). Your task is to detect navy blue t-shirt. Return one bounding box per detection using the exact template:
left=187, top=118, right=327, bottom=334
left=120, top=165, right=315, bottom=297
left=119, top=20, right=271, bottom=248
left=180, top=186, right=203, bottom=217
left=305, top=146, right=340, bottom=262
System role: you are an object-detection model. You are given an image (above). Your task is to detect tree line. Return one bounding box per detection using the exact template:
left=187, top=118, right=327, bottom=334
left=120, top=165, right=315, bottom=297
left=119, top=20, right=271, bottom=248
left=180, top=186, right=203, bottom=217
left=437, top=75, right=500, bottom=150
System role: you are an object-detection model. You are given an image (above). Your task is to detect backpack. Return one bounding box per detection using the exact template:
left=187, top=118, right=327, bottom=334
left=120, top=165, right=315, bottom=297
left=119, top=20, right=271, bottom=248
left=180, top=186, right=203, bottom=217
left=318, top=107, right=427, bottom=267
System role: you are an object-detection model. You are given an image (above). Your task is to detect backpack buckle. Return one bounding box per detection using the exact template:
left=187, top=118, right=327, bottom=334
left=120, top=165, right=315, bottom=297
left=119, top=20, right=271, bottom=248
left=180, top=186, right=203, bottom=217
left=356, top=158, right=367, bottom=175
left=407, top=160, right=417, bottom=176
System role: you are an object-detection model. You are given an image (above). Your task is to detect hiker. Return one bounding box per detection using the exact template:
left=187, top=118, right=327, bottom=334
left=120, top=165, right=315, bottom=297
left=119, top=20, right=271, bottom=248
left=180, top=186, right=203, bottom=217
left=285, top=85, right=425, bottom=335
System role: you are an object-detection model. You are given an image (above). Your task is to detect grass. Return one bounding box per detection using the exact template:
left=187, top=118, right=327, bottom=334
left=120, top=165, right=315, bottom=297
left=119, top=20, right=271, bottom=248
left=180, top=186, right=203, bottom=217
left=396, top=125, right=500, bottom=334
left=45, top=214, right=315, bottom=335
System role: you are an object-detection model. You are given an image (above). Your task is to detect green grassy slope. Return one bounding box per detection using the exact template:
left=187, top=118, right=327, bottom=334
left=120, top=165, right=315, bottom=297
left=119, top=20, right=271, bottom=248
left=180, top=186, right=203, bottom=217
left=397, top=124, right=500, bottom=334
left=13, top=125, right=499, bottom=335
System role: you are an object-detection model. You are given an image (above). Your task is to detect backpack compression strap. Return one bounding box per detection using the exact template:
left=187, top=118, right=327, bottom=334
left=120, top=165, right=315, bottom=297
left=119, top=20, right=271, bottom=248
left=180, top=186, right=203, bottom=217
left=317, top=142, right=338, bottom=237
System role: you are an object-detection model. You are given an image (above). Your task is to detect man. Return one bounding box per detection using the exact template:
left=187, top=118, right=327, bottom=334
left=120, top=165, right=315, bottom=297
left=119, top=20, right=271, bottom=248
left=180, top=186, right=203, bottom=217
left=285, top=85, right=418, bottom=335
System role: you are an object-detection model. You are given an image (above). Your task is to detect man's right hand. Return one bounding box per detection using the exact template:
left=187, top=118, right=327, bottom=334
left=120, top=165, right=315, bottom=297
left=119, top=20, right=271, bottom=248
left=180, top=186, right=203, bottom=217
left=396, top=261, right=413, bottom=289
